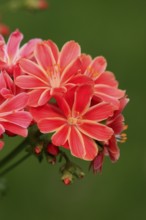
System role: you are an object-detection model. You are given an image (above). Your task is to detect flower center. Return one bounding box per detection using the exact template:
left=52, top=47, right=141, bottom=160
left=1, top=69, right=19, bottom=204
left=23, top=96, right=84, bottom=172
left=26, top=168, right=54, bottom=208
left=47, top=64, right=61, bottom=88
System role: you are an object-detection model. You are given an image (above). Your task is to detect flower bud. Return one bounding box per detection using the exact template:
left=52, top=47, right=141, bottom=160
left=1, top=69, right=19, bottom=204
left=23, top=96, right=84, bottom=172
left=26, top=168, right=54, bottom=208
left=0, top=23, right=10, bottom=36
left=46, top=155, right=56, bottom=165
left=91, top=151, right=104, bottom=174
left=61, top=171, right=73, bottom=185
left=24, top=0, right=48, bottom=10
left=46, top=143, right=59, bottom=156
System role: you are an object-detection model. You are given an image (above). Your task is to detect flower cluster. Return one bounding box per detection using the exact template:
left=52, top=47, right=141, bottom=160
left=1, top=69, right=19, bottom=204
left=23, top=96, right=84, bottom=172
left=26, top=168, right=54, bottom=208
left=0, top=30, right=129, bottom=179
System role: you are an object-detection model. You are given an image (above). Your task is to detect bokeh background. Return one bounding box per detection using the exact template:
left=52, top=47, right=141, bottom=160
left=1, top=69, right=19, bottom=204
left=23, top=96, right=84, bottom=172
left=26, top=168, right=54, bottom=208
left=0, top=0, right=146, bottom=219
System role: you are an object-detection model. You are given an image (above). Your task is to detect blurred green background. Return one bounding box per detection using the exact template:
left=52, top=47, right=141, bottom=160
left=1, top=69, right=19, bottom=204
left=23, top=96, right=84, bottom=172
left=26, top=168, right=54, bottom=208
left=0, top=0, right=146, bottom=219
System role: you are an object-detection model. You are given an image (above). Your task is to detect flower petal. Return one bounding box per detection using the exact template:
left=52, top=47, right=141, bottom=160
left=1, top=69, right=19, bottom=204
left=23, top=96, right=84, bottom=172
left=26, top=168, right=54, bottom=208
left=52, top=125, right=70, bottom=146
left=55, top=95, right=71, bottom=117
left=72, top=84, right=93, bottom=116
left=79, top=54, right=92, bottom=73
left=30, top=104, right=64, bottom=122
left=85, top=56, right=107, bottom=79
left=59, top=41, right=81, bottom=69
left=38, top=89, right=51, bottom=106
left=19, top=38, right=42, bottom=59
left=15, top=75, right=48, bottom=89
left=7, top=29, right=23, bottom=62
left=1, top=122, right=28, bottom=137
left=84, top=102, right=114, bottom=121
left=69, top=126, right=85, bottom=159
left=27, top=89, right=48, bottom=107
left=78, top=122, right=113, bottom=141
left=35, top=42, right=56, bottom=71
left=95, top=85, right=125, bottom=98
left=0, top=93, right=28, bottom=112
left=107, top=135, right=120, bottom=162
left=82, top=134, right=98, bottom=160
left=2, top=112, right=32, bottom=128
left=38, top=117, right=66, bottom=133
left=95, top=71, right=118, bottom=88
left=45, top=40, right=59, bottom=62
left=60, top=57, right=81, bottom=84
left=19, top=58, right=48, bottom=82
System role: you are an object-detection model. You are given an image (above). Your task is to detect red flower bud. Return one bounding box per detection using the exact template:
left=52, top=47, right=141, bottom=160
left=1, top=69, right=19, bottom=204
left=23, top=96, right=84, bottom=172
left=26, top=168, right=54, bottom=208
left=0, top=23, right=10, bottom=36
left=63, top=178, right=71, bottom=185
left=46, top=143, right=59, bottom=156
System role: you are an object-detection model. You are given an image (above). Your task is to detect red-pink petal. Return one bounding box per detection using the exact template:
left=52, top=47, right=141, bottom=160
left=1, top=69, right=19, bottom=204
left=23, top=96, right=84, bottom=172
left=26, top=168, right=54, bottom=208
left=38, top=117, right=66, bottom=133
left=84, top=102, right=114, bottom=121
left=72, top=84, right=93, bottom=116
left=85, top=56, right=107, bottom=78
left=52, top=124, right=70, bottom=146
left=7, top=29, right=23, bottom=61
left=19, top=38, right=42, bottom=59
left=107, top=135, right=120, bottom=162
left=59, top=41, right=81, bottom=69
left=108, top=114, right=124, bottom=134
left=0, top=93, right=28, bottom=112
left=79, top=54, right=92, bottom=73
left=38, top=89, right=51, bottom=106
left=69, top=126, right=85, bottom=159
left=45, top=40, right=59, bottom=62
left=69, top=74, right=93, bottom=85
left=15, top=75, right=48, bottom=89
left=95, top=85, right=125, bottom=98
left=27, top=89, right=47, bottom=107
left=60, top=57, right=82, bottom=83
left=82, top=134, right=98, bottom=160
left=94, top=92, right=120, bottom=109
left=19, top=58, right=48, bottom=82
left=78, top=122, right=113, bottom=141
left=1, top=122, right=28, bottom=137
left=55, top=95, right=71, bottom=117
left=30, top=104, right=64, bottom=122
left=95, top=71, right=118, bottom=88
left=2, top=112, right=32, bottom=128
left=35, top=42, right=56, bottom=71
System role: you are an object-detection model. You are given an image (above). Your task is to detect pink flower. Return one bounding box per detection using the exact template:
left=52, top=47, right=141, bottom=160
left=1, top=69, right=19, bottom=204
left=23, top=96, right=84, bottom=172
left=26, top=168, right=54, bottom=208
left=79, top=54, right=125, bottom=108
left=30, top=85, right=114, bottom=160
left=105, top=97, right=129, bottom=162
left=15, top=40, right=83, bottom=107
left=0, top=93, right=32, bottom=138
left=0, top=29, right=41, bottom=75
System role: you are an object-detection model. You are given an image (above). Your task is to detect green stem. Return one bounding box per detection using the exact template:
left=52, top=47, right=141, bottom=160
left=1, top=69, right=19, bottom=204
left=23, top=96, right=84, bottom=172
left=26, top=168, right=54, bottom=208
left=0, top=153, right=31, bottom=177
left=0, top=138, right=29, bottom=169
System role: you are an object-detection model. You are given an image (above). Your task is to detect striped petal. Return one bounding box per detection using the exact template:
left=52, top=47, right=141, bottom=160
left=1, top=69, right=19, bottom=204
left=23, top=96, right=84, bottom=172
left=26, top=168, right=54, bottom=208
left=45, top=40, right=59, bottom=62
left=84, top=102, right=114, bottom=121
left=52, top=124, right=70, bottom=146
left=35, top=42, right=56, bottom=71
left=7, top=29, right=23, bottom=62
left=78, top=122, right=113, bottom=141
left=72, top=84, right=93, bottom=116
left=30, top=104, right=64, bottom=122
left=38, top=117, right=66, bottom=133
left=15, top=75, right=48, bottom=89
left=19, top=58, right=48, bottom=82
left=69, top=126, right=85, bottom=159
left=59, top=41, right=81, bottom=69
left=82, top=134, right=98, bottom=160
left=95, top=71, right=118, bottom=88
left=1, top=122, right=28, bottom=137
left=0, top=93, right=28, bottom=112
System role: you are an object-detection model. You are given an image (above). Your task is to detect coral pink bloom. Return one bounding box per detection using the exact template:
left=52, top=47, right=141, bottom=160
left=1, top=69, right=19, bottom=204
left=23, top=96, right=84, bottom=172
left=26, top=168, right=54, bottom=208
left=0, top=93, right=32, bottom=137
left=30, top=85, right=114, bottom=160
left=105, top=97, right=129, bottom=162
left=15, top=40, right=84, bottom=107
left=0, top=29, right=41, bottom=74
left=79, top=54, right=125, bottom=108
